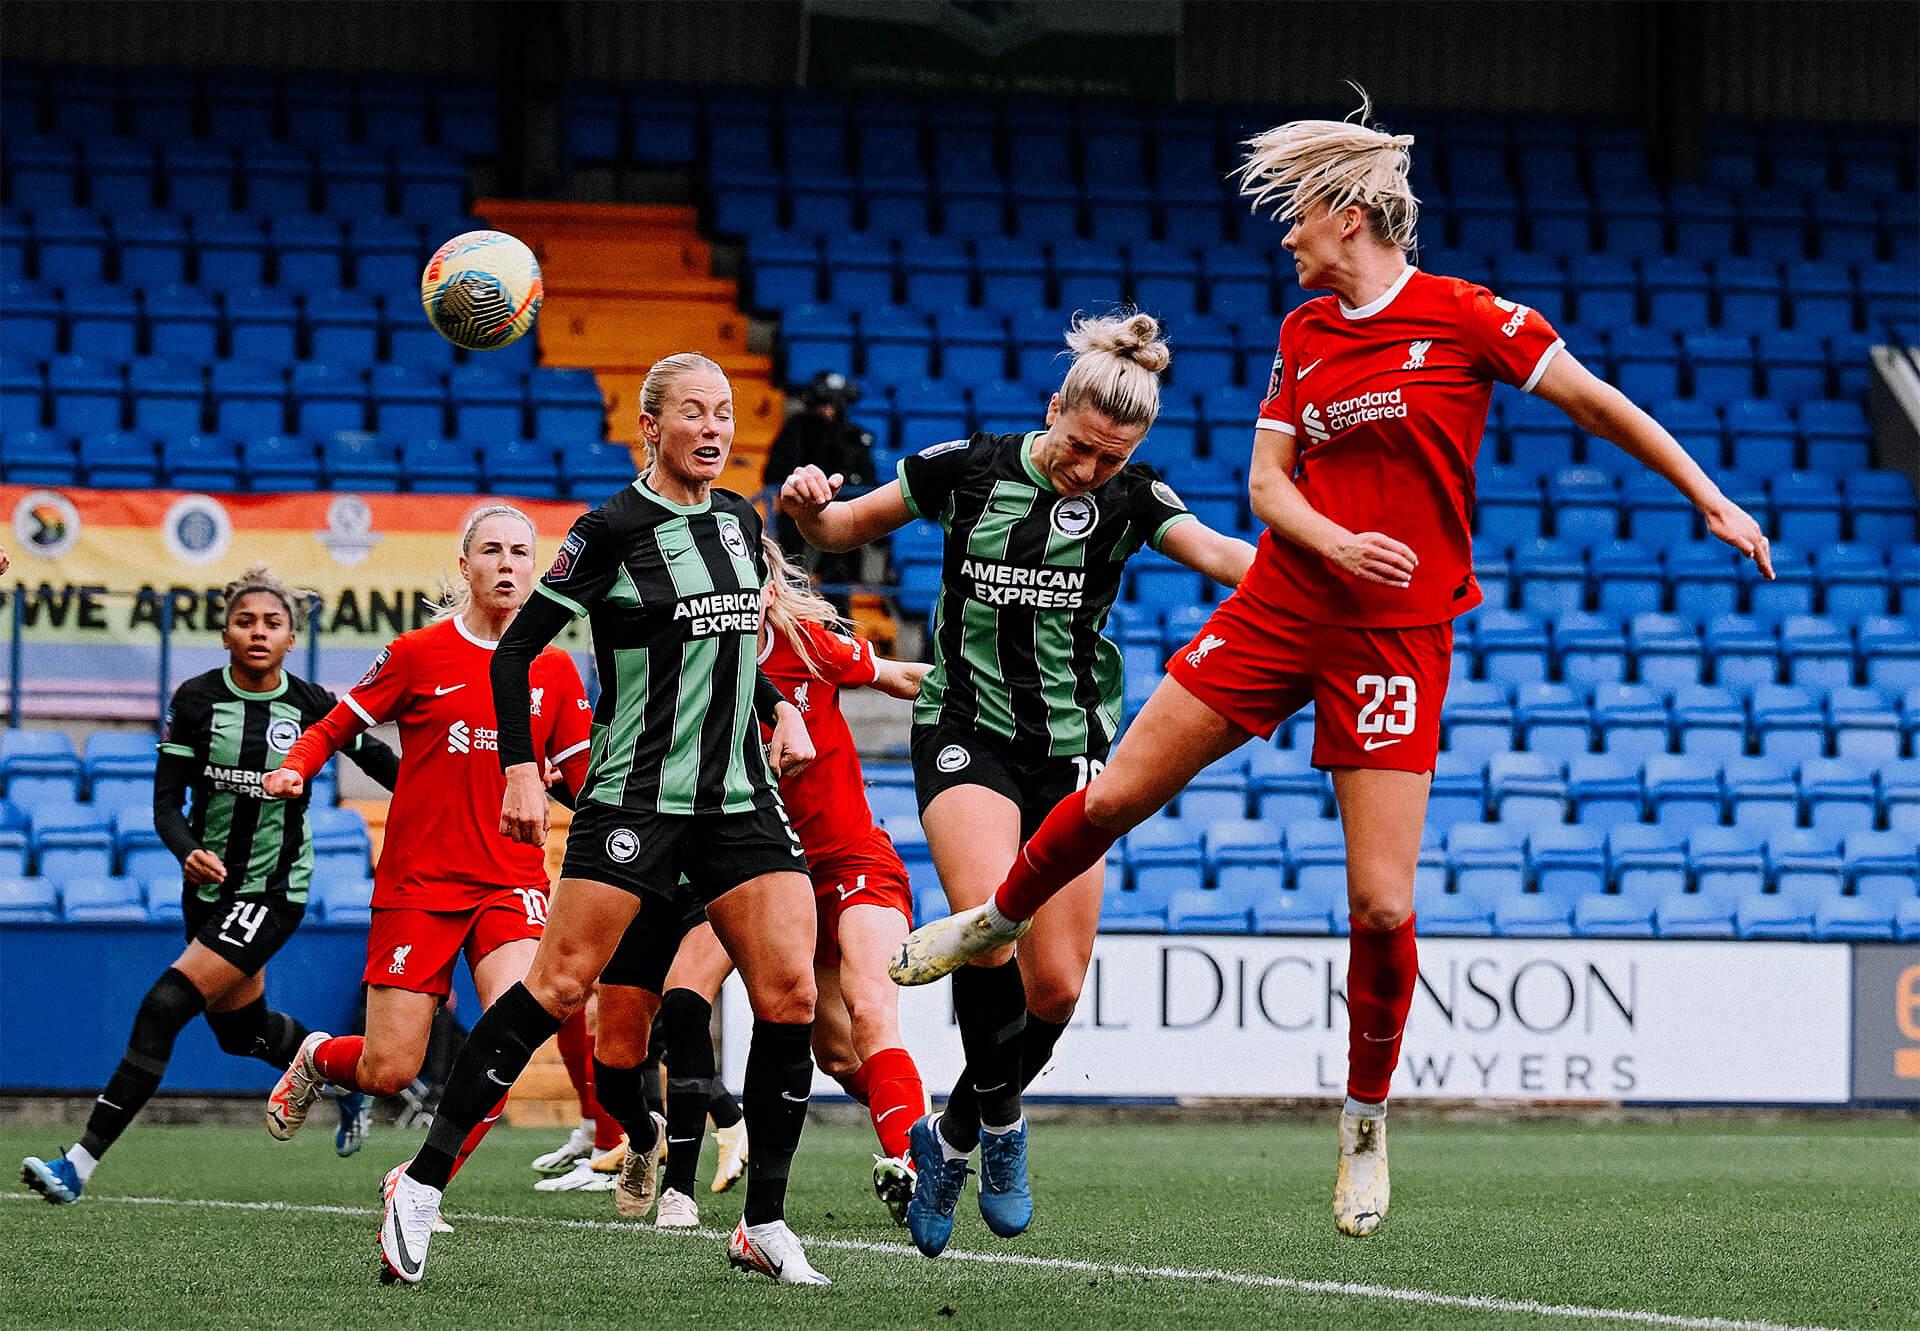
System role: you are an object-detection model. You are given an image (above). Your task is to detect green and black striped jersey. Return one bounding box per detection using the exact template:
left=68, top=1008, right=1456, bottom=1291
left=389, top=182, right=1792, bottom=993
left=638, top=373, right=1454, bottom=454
left=157, top=668, right=384, bottom=903
left=897, top=431, right=1196, bottom=756
left=536, top=478, right=778, bottom=817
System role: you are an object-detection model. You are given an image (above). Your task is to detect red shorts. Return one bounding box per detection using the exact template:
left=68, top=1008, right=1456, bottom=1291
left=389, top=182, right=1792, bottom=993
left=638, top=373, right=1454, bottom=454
left=1165, top=593, right=1453, bottom=774
left=809, top=827, right=913, bottom=968
left=362, top=887, right=550, bottom=996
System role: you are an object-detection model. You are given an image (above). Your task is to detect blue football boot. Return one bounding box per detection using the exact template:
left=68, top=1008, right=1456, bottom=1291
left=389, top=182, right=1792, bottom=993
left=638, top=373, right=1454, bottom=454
left=334, top=1090, right=370, bottom=1158
left=904, top=1114, right=970, bottom=1258
left=976, top=1121, right=1033, bottom=1238
left=21, top=1152, right=83, bottom=1205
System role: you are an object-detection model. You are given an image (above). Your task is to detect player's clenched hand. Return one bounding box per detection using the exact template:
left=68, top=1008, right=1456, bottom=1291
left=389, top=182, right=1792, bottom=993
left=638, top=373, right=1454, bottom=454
left=779, top=465, right=843, bottom=520
left=766, top=702, right=815, bottom=778
left=183, top=849, right=227, bottom=886
left=1324, top=531, right=1419, bottom=588
left=261, top=768, right=303, bottom=800
left=541, top=758, right=564, bottom=788
left=1703, top=498, right=1773, bottom=580
left=500, top=763, right=550, bottom=846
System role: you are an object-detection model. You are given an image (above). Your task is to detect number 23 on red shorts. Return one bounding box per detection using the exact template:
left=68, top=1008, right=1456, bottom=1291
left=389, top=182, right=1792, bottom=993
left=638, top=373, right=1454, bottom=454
left=1166, top=596, right=1453, bottom=774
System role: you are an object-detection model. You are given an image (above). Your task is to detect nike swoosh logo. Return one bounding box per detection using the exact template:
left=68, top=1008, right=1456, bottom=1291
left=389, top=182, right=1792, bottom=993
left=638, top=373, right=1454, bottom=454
left=668, top=1136, right=699, bottom=1144
left=780, top=1091, right=810, bottom=1103
left=875, top=1106, right=908, bottom=1123
left=484, top=1068, right=512, bottom=1087
left=974, top=1082, right=1008, bottom=1095
left=1360, top=1032, right=1399, bottom=1043
left=1297, top=358, right=1324, bottom=380
left=434, top=684, right=465, bottom=696
left=1362, top=737, right=1403, bottom=751
left=835, top=885, right=866, bottom=901
left=388, top=1213, right=421, bottom=1277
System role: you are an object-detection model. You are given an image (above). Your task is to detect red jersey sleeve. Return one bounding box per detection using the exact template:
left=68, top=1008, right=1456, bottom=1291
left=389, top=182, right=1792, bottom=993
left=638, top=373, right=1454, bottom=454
left=544, top=651, right=594, bottom=772
left=1457, top=283, right=1566, bottom=394
left=282, top=703, right=366, bottom=782
left=1254, top=318, right=1297, bottom=435
left=342, top=634, right=415, bottom=729
left=798, top=621, right=880, bottom=689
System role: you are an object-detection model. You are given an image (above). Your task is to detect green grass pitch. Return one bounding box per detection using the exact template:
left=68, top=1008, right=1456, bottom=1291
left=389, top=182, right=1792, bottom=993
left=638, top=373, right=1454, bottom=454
left=3, top=1119, right=1914, bottom=1330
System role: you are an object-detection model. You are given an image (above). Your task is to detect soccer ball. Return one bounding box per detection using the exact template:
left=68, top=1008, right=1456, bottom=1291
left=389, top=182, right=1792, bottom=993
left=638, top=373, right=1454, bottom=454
left=420, top=230, right=543, bottom=351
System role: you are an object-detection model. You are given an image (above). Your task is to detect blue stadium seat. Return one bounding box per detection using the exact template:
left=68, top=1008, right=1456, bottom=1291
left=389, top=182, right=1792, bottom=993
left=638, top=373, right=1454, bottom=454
left=1624, top=614, right=1698, bottom=691
left=59, top=875, right=149, bottom=923
left=394, top=149, right=467, bottom=220
left=211, top=361, right=287, bottom=437
left=289, top=363, right=367, bottom=436
left=349, top=215, right=422, bottom=295
left=1686, top=825, right=1766, bottom=898
left=1813, top=895, right=1895, bottom=941
left=438, top=87, right=501, bottom=159
left=1180, top=755, right=1248, bottom=825
left=1845, top=472, right=1920, bottom=549
left=1473, top=610, right=1551, bottom=687
left=1546, top=469, right=1619, bottom=546
left=1653, top=890, right=1736, bottom=938
left=364, top=83, right=433, bottom=152
left=1556, top=613, right=1628, bottom=689
left=1814, top=545, right=1892, bottom=626
left=1778, top=615, right=1852, bottom=690
left=1447, top=823, right=1528, bottom=897
left=1754, top=331, right=1825, bottom=403
left=1167, top=880, right=1256, bottom=934
left=1704, top=614, right=1779, bottom=693
left=1667, top=684, right=1743, bottom=757
left=1416, top=882, right=1496, bottom=937
left=0, top=356, right=46, bottom=432
left=1798, top=756, right=1876, bottom=834
left=1126, top=816, right=1204, bottom=901
left=1566, top=754, right=1641, bottom=830
left=1750, top=683, right=1826, bottom=759
left=1842, top=831, right=1920, bottom=906
left=0, top=280, right=58, bottom=359
left=33, top=807, right=114, bottom=880
left=1641, top=753, right=1721, bottom=834
left=66, top=286, right=140, bottom=361
left=241, top=436, right=322, bottom=490
left=192, top=213, right=269, bottom=292
left=1474, top=467, right=1543, bottom=545
left=314, top=876, right=375, bottom=926
left=78, top=432, right=160, bottom=488
left=1572, top=890, right=1655, bottom=937
left=1733, top=891, right=1815, bottom=940
left=8, top=136, right=80, bottom=209
left=448, top=364, right=525, bottom=440
left=0, top=876, right=59, bottom=924
left=271, top=213, right=346, bottom=290
left=140, top=285, right=220, bottom=364
left=47, top=353, right=123, bottom=434
left=1426, top=763, right=1486, bottom=830
left=1527, top=825, right=1606, bottom=898
left=1590, top=683, right=1667, bottom=758
left=1514, top=684, right=1590, bottom=760
left=115, top=809, right=178, bottom=886
left=1251, top=882, right=1340, bottom=935
left=1766, top=828, right=1845, bottom=900
left=370, top=364, right=446, bottom=437
left=1285, top=819, right=1348, bottom=896
left=1, top=428, right=77, bottom=486
left=1783, top=260, right=1854, bottom=335
left=1820, top=683, right=1896, bottom=756
left=1860, top=618, right=1920, bottom=693
left=1722, top=754, right=1800, bottom=835
left=323, top=435, right=401, bottom=489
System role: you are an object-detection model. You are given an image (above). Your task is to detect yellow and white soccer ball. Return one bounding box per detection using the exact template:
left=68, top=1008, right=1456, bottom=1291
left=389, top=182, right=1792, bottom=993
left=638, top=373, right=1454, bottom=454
left=420, top=229, right=543, bottom=351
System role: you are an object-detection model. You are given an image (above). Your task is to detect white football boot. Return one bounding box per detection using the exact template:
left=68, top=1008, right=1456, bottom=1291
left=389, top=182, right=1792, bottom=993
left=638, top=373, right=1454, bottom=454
left=378, top=1168, right=444, bottom=1285
left=727, top=1218, right=830, bottom=1285
left=383, top=1162, right=454, bottom=1233
left=1333, top=1108, right=1390, bottom=1237
left=872, top=1154, right=915, bottom=1227
left=709, top=1120, right=748, bottom=1194
left=531, top=1123, right=593, bottom=1175
left=889, top=903, right=1029, bottom=986
left=655, top=1187, right=700, bottom=1228
left=264, top=1031, right=331, bottom=1140
left=614, top=1113, right=668, bottom=1218
left=533, top=1157, right=617, bottom=1192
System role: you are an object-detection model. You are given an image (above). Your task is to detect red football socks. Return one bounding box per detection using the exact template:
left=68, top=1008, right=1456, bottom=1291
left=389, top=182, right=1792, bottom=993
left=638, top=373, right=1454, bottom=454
left=839, top=1061, right=873, bottom=1107
left=1345, top=915, right=1419, bottom=1104
left=991, top=788, right=1120, bottom=923
left=556, top=1009, right=622, bottom=1150
left=858, top=1047, right=925, bottom=1160
left=311, top=1035, right=365, bottom=1089
left=449, top=1092, right=509, bottom=1181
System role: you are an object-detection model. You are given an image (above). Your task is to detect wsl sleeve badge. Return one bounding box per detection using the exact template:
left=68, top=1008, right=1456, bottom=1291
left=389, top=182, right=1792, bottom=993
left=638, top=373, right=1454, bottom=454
left=421, top=230, right=543, bottom=351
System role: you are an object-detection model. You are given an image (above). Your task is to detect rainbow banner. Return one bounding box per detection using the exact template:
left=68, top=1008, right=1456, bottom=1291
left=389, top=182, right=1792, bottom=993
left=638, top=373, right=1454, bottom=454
left=3, top=486, right=606, bottom=717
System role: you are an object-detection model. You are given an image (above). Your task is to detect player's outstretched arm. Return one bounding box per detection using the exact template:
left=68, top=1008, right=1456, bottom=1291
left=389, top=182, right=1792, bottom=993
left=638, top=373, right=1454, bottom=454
left=1531, top=352, right=1774, bottom=580
left=779, top=466, right=912, bottom=552
left=265, top=703, right=367, bottom=799
left=868, top=657, right=932, bottom=700
left=1158, top=519, right=1258, bottom=589
left=341, top=727, right=401, bottom=792
left=1248, top=427, right=1418, bottom=588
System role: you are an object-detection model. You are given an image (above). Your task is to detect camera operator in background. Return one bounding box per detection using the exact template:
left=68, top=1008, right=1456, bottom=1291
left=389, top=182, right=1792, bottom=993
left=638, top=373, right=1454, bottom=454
left=764, top=372, right=878, bottom=603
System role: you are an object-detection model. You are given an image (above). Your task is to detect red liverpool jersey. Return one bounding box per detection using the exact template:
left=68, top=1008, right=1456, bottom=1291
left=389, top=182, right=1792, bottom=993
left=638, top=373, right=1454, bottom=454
left=299, top=616, right=591, bottom=910
left=758, top=619, right=881, bottom=868
left=1250, top=266, right=1565, bottom=627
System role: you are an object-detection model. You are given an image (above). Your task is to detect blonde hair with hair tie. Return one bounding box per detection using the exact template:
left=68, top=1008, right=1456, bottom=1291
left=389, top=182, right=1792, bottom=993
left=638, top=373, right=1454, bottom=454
left=760, top=538, right=849, bottom=678
left=637, top=351, right=729, bottom=471
left=1237, top=84, right=1420, bottom=253
left=223, top=564, right=313, bottom=632
left=424, top=504, right=537, bottom=623
left=1057, top=308, right=1170, bottom=431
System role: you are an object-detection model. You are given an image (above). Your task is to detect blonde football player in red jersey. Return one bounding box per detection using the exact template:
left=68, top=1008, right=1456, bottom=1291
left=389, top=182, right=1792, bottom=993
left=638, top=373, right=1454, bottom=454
left=757, top=541, right=930, bottom=1222
left=893, top=90, right=1773, bottom=1238
left=259, top=506, right=592, bottom=1197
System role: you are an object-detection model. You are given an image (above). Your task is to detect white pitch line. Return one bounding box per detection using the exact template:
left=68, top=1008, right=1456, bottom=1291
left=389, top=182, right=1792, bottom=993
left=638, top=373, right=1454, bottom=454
left=2, top=1190, right=1850, bottom=1331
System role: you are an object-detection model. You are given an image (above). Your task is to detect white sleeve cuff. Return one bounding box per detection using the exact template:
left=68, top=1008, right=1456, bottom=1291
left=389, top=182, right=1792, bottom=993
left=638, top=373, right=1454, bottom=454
left=1521, top=339, right=1566, bottom=394
left=343, top=694, right=378, bottom=727
left=1254, top=419, right=1295, bottom=434
left=551, top=739, right=591, bottom=763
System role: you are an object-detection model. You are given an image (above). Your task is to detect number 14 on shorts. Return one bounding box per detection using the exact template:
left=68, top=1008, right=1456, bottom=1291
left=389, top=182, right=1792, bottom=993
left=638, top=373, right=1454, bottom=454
left=1354, top=674, right=1416, bottom=750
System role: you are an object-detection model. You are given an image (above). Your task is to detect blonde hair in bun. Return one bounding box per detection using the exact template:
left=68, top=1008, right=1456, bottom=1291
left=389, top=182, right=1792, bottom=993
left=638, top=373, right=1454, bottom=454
left=1057, top=307, right=1170, bottom=430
